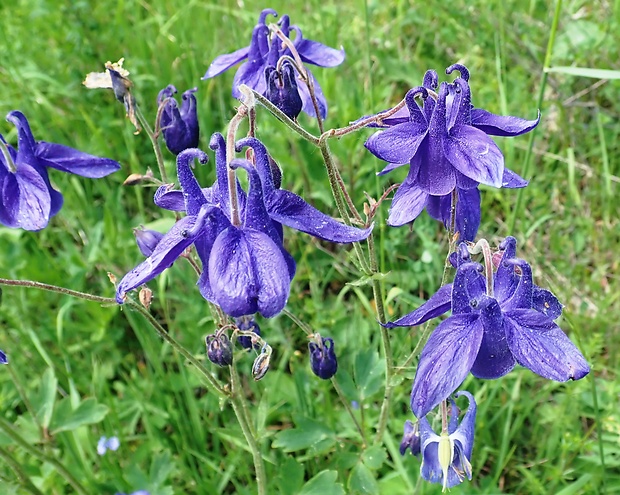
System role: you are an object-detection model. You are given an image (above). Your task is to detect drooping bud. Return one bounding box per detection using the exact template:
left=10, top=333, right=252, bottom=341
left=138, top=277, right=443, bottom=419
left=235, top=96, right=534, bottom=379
left=265, top=61, right=303, bottom=121
left=251, top=344, right=271, bottom=381
left=235, top=316, right=261, bottom=350
left=399, top=420, right=421, bottom=456
left=206, top=333, right=233, bottom=367
left=308, top=336, right=338, bottom=379
left=0, top=349, right=8, bottom=365
left=133, top=227, right=164, bottom=257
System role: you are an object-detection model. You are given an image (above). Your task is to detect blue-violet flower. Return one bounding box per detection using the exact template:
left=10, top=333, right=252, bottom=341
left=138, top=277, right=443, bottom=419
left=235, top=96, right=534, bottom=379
left=97, top=435, right=120, bottom=455
left=0, top=111, right=120, bottom=231
left=157, top=85, right=200, bottom=155
left=202, top=8, right=345, bottom=119
left=387, top=237, right=589, bottom=417
left=309, top=336, right=338, bottom=379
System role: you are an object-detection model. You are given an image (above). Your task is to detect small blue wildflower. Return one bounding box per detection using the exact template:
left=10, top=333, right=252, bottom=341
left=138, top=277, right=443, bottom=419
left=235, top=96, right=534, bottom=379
left=97, top=435, right=120, bottom=455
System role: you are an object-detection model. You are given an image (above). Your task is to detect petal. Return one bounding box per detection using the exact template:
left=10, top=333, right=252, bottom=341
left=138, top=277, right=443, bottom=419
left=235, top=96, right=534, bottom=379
left=502, top=167, right=529, bottom=188
left=208, top=227, right=290, bottom=318
left=34, top=142, right=121, bottom=178
left=266, top=189, right=372, bottom=242
left=364, top=121, right=428, bottom=165
left=500, top=259, right=534, bottom=311
left=0, top=162, right=51, bottom=230
left=377, top=161, right=407, bottom=176
left=493, top=236, right=519, bottom=302
left=504, top=309, right=590, bottom=381
left=115, top=211, right=211, bottom=303
left=176, top=149, right=209, bottom=215
left=471, top=108, right=540, bottom=137
left=451, top=390, right=476, bottom=460
left=470, top=296, right=516, bottom=379
left=202, top=45, right=250, bottom=79
left=532, top=287, right=563, bottom=320
left=387, top=175, right=429, bottom=227
left=295, top=38, right=345, bottom=67
left=296, top=69, right=328, bottom=119
left=444, top=125, right=504, bottom=188
left=153, top=185, right=186, bottom=211
left=410, top=313, right=483, bottom=418
left=0, top=349, right=7, bottom=364
left=417, top=138, right=456, bottom=196
left=454, top=187, right=481, bottom=242
left=451, top=263, right=486, bottom=314
left=383, top=282, right=452, bottom=328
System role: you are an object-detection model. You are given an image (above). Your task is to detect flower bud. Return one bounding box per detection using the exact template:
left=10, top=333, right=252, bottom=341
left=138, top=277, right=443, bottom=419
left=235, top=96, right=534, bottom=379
left=235, top=316, right=261, bottom=350
left=251, top=345, right=271, bottom=381
left=0, top=349, right=8, bottom=365
left=206, top=333, right=233, bottom=367
left=265, top=61, right=303, bottom=121
left=399, top=420, right=421, bottom=456
left=133, top=227, right=164, bottom=257
left=157, top=85, right=200, bottom=155
left=308, top=336, right=338, bottom=379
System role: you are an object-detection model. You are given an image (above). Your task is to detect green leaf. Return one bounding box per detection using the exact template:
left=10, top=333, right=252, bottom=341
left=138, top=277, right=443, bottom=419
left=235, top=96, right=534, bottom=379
left=348, top=462, right=378, bottom=494
left=299, top=470, right=345, bottom=495
left=346, top=272, right=389, bottom=288
left=50, top=397, right=109, bottom=434
left=276, top=456, right=305, bottom=495
left=32, top=368, right=57, bottom=429
left=149, top=450, right=175, bottom=487
left=272, top=415, right=335, bottom=452
left=362, top=446, right=387, bottom=470
left=354, top=350, right=384, bottom=399
left=546, top=67, right=620, bottom=79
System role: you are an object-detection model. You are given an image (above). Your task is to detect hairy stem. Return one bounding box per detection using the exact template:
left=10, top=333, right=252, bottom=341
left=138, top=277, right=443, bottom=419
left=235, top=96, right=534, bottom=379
left=0, top=417, right=89, bottom=495
left=135, top=104, right=168, bottom=183
left=0, top=445, right=46, bottom=495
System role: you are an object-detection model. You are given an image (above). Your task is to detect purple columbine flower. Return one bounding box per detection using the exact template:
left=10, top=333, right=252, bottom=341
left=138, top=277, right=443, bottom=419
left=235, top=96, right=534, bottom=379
left=97, top=435, right=120, bottom=455
left=0, top=349, right=7, bottom=365
left=0, top=111, right=120, bottom=231
left=387, top=237, right=589, bottom=418
left=418, top=391, right=476, bottom=491
left=364, top=65, right=537, bottom=240
left=265, top=61, right=303, bottom=120
left=157, top=85, right=200, bottom=155
left=202, top=8, right=345, bottom=119
left=308, top=336, right=338, bottom=379
left=116, top=136, right=370, bottom=318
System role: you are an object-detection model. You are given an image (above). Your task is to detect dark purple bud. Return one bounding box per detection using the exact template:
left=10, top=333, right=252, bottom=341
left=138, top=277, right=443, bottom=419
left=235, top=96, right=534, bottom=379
left=235, top=315, right=261, bottom=350
left=0, top=349, right=7, bottom=365
left=206, top=333, right=233, bottom=367
left=133, top=227, right=165, bottom=257
left=265, top=62, right=303, bottom=120
left=309, top=337, right=337, bottom=379
left=399, top=420, right=421, bottom=456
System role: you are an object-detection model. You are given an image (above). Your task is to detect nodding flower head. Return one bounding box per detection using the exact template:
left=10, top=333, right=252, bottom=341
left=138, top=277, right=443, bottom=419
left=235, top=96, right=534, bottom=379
left=265, top=61, right=303, bottom=120
left=308, top=336, right=338, bottom=379
left=206, top=333, right=233, bottom=367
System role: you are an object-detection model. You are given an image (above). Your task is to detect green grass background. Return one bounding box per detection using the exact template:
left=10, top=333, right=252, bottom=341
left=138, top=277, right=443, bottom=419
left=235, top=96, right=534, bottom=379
left=0, top=0, right=618, bottom=493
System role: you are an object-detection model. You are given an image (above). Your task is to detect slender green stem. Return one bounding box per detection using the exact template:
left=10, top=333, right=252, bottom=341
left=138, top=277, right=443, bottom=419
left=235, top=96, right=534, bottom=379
left=230, top=364, right=266, bottom=495
left=509, top=0, right=562, bottom=233
left=0, top=417, right=89, bottom=495
left=125, top=299, right=228, bottom=399
left=252, top=90, right=319, bottom=144
left=0, top=278, right=115, bottom=304
left=318, top=141, right=371, bottom=274
left=135, top=104, right=169, bottom=183
left=0, top=446, right=46, bottom=495
left=331, top=377, right=367, bottom=446
left=230, top=364, right=256, bottom=438
left=7, top=366, right=43, bottom=436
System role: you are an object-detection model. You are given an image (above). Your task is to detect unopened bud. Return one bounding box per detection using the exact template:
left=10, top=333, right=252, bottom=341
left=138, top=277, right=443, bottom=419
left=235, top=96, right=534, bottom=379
left=251, top=345, right=271, bottom=381
left=206, top=333, right=233, bottom=367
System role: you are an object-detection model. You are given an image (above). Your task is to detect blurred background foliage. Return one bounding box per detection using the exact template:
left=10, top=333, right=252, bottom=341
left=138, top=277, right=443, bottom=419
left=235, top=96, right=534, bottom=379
left=0, top=0, right=618, bottom=493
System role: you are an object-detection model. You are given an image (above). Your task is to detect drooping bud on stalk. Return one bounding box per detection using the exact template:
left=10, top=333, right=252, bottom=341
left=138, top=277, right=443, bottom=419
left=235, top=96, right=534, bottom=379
left=265, top=61, right=303, bottom=121
left=235, top=316, right=261, bottom=350
left=206, top=333, right=233, bottom=367
left=308, top=335, right=338, bottom=379
left=252, top=344, right=272, bottom=381
left=133, top=227, right=164, bottom=257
